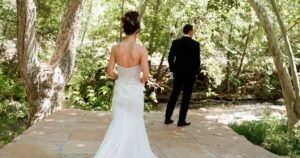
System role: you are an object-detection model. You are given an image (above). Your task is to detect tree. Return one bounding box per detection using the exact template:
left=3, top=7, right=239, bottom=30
left=247, top=0, right=300, bottom=133
left=269, top=0, right=300, bottom=99
left=16, top=0, right=86, bottom=126
left=0, top=0, right=16, bottom=40
left=139, top=0, right=148, bottom=21
left=79, top=0, right=93, bottom=47
left=119, top=0, right=125, bottom=42
left=236, top=22, right=252, bottom=79
left=147, top=0, right=161, bottom=58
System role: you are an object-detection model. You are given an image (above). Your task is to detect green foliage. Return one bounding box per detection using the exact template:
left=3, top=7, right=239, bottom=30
left=207, top=0, right=240, bottom=11
left=0, top=52, right=28, bottom=144
left=0, top=63, right=26, bottom=100
left=144, top=103, right=153, bottom=112
left=0, top=0, right=16, bottom=40
left=229, top=117, right=300, bottom=157
left=86, top=0, right=121, bottom=43
left=60, top=0, right=294, bottom=101
left=0, top=101, right=27, bottom=144
left=0, top=61, right=27, bottom=144
left=253, top=73, right=281, bottom=100
left=144, top=91, right=159, bottom=112
left=68, top=45, right=114, bottom=111
left=229, top=120, right=267, bottom=145
left=35, top=0, right=68, bottom=61
left=36, top=0, right=68, bottom=39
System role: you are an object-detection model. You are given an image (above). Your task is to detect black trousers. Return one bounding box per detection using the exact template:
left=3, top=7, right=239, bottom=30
left=165, top=73, right=196, bottom=121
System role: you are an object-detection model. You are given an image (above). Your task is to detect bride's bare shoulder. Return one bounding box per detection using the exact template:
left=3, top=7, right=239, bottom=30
left=135, top=43, right=148, bottom=54
left=112, top=43, right=122, bottom=49
left=111, top=43, right=122, bottom=52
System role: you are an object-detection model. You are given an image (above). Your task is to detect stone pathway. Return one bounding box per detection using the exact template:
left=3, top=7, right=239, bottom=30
left=0, top=109, right=286, bottom=158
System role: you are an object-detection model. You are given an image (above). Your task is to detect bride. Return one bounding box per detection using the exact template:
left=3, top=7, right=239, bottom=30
left=93, top=11, right=157, bottom=158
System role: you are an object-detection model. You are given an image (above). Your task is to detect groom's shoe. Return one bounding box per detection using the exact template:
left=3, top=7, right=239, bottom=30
left=164, top=118, right=174, bottom=124
left=177, top=120, right=191, bottom=127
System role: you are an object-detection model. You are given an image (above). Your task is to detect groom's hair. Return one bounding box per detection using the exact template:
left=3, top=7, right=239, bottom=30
left=183, top=24, right=193, bottom=34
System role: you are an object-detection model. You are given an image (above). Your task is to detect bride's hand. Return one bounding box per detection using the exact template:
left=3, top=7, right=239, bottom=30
left=140, top=78, right=147, bottom=84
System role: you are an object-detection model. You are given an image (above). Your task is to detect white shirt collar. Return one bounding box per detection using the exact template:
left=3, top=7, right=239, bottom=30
left=183, top=34, right=191, bottom=38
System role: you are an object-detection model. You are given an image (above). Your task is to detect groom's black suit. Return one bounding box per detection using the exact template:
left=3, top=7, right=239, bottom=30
left=165, top=36, right=200, bottom=122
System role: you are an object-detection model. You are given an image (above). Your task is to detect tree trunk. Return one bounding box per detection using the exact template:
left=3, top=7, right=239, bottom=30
left=153, top=51, right=167, bottom=81
left=17, top=0, right=86, bottom=127
left=236, top=23, right=252, bottom=78
left=270, top=0, right=300, bottom=114
left=148, top=0, right=161, bottom=56
left=153, top=32, right=171, bottom=81
left=119, top=0, right=125, bottom=42
left=225, top=25, right=233, bottom=94
left=80, top=0, right=93, bottom=47
left=247, top=0, right=299, bottom=133
left=139, top=0, right=148, bottom=21
left=147, top=0, right=161, bottom=74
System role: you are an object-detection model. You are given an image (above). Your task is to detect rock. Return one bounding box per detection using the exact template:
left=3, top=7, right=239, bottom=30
left=199, top=108, right=207, bottom=112
left=274, top=98, right=285, bottom=105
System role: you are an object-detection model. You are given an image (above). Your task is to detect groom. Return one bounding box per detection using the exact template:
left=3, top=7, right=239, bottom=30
left=165, top=24, right=200, bottom=127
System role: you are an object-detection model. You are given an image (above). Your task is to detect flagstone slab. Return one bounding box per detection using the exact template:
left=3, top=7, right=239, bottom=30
left=0, top=109, right=286, bottom=158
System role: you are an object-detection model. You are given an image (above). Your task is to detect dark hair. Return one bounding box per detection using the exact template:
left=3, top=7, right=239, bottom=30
left=183, top=24, right=193, bottom=34
left=122, top=11, right=140, bottom=35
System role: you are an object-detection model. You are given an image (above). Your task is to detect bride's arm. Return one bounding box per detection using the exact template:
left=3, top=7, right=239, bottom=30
left=140, top=48, right=149, bottom=83
left=107, top=46, right=118, bottom=80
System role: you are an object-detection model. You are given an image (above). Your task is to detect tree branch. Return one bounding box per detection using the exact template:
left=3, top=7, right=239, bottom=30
left=16, top=0, right=39, bottom=80
left=49, top=0, right=86, bottom=81
left=278, top=19, right=300, bottom=41
left=236, top=22, right=252, bottom=78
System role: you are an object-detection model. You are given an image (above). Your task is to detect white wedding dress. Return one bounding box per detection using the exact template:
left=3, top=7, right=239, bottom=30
left=94, top=65, right=157, bottom=158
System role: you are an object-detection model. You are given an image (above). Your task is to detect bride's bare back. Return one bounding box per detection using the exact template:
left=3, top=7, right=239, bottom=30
left=107, top=39, right=149, bottom=83
left=114, top=42, right=143, bottom=67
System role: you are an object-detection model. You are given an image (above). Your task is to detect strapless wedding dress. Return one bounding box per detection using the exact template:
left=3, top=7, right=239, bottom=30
left=94, top=65, right=157, bottom=158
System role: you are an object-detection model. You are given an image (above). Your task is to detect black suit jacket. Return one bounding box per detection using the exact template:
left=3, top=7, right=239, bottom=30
left=168, top=36, right=200, bottom=76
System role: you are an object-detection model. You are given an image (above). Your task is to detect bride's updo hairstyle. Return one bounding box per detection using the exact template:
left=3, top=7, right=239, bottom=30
left=122, top=11, right=140, bottom=35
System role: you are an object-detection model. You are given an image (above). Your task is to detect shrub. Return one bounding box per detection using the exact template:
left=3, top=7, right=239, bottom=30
left=0, top=101, right=27, bottom=144
left=68, top=46, right=114, bottom=111
left=229, top=117, right=300, bottom=157
left=0, top=59, right=28, bottom=144
left=253, top=74, right=281, bottom=100
left=229, top=120, right=267, bottom=145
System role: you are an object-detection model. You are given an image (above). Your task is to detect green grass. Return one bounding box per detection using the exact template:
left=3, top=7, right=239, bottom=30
left=229, top=117, right=300, bottom=157
left=229, top=120, right=267, bottom=145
